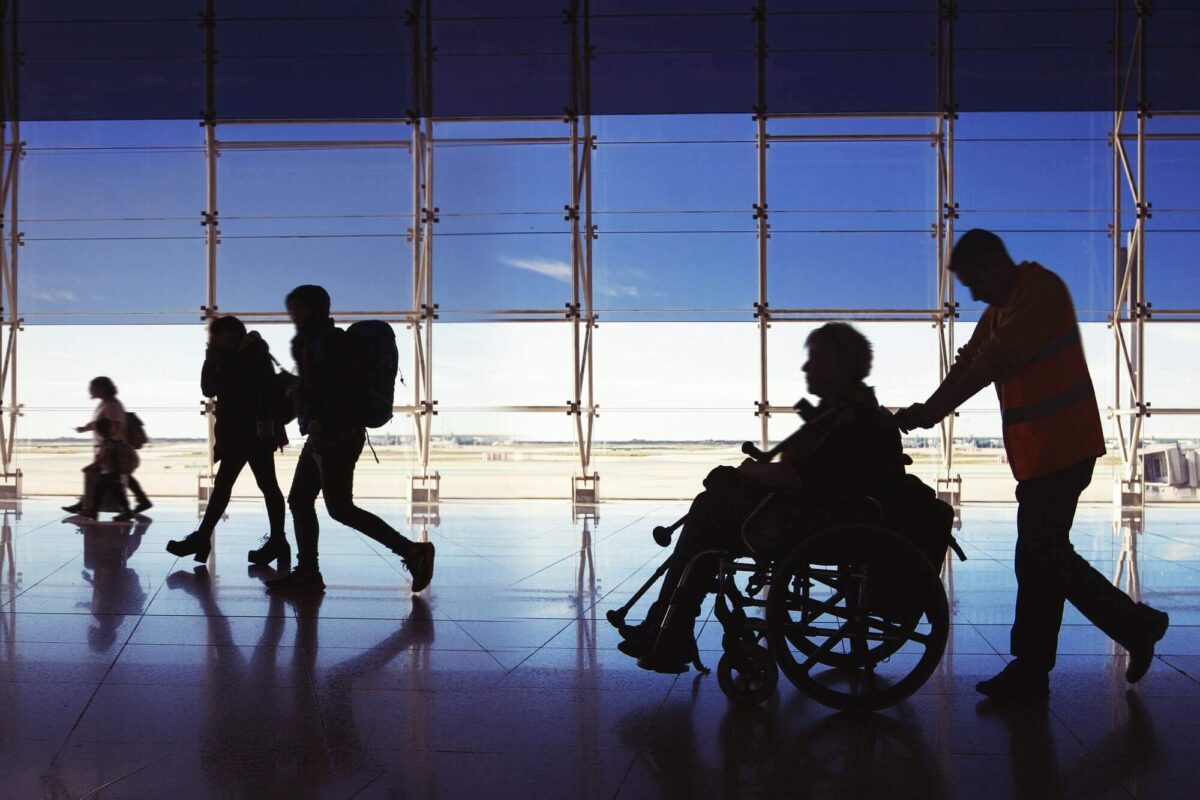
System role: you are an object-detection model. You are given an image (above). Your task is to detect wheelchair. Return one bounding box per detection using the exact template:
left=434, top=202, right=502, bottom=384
left=608, top=444, right=962, bottom=712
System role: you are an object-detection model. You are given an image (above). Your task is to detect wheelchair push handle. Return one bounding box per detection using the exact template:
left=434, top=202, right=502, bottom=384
left=652, top=515, right=687, bottom=547
left=741, top=441, right=769, bottom=461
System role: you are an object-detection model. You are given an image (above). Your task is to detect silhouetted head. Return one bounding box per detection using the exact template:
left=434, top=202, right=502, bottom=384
left=94, top=416, right=115, bottom=439
left=803, top=322, right=872, bottom=401
left=948, top=229, right=1018, bottom=306
left=89, top=376, right=117, bottom=400
left=208, top=315, right=247, bottom=351
left=286, top=285, right=331, bottom=331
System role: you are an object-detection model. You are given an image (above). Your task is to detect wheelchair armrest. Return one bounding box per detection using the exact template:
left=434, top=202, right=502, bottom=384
left=853, top=495, right=885, bottom=523
left=829, top=493, right=885, bottom=525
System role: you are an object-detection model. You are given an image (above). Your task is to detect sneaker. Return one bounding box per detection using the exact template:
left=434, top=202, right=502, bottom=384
left=62, top=502, right=83, bottom=515
left=1125, top=603, right=1170, bottom=683
left=976, top=660, right=1050, bottom=704
left=132, top=500, right=154, bottom=515
left=112, top=511, right=137, bottom=524
left=247, top=534, right=292, bottom=568
left=405, top=542, right=436, bottom=593
left=266, top=569, right=325, bottom=593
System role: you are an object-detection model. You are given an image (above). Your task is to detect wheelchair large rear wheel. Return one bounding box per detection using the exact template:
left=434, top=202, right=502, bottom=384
left=766, top=524, right=949, bottom=711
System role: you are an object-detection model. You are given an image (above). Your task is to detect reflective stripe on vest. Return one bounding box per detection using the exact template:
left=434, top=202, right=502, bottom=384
left=1002, top=377, right=1095, bottom=427
left=996, top=264, right=1106, bottom=480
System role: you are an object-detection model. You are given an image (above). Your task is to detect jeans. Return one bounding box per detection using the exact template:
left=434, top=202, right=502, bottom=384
left=1011, top=457, right=1141, bottom=671
left=287, top=429, right=415, bottom=572
left=199, top=442, right=285, bottom=539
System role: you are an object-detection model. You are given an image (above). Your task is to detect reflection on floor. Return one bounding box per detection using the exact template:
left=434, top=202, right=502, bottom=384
left=0, top=499, right=1197, bottom=799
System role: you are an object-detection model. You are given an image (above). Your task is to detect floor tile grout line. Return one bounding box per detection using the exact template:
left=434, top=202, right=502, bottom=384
left=45, top=554, right=183, bottom=767
left=503, top=503, right=679, bottom=590
left=0, top=552, right=85, bottom=610
left=11, top=513, right=68, bottom=543
left=70, top=751, right=174, bottom=800
left=611, top=678, right=685, bottom=800
left=344, top=769, right=387, bottom=800
left=488, top=617, right=581, bottom=679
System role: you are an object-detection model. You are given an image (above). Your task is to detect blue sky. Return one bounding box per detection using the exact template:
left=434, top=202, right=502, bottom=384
left=15, top=112, right=1200, bottom=440
left=20, top=112, right=1199, bottom=323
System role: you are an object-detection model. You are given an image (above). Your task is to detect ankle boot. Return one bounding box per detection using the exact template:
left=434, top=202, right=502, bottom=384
left=248, top=534, right=292, bottom=567
left=165, top=532, right=212, bottom=563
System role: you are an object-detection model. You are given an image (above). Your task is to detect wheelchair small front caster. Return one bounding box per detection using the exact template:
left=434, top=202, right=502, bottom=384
left=717, top=644, right=778, bottom=705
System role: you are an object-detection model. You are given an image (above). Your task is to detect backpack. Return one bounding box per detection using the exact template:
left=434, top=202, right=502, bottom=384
left=256, top=336, right=298, bottom=428
left=124, top=412, right=148, bottom=450
left=272, top=368, right=299, bottom=427
left=346, top=320, right=400, bottom=429
left=892, top=474, right=958, bottom=569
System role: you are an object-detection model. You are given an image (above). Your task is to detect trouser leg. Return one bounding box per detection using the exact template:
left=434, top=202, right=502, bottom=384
left=287, top=441, right=323, bottom=572
left=197, top=453, right=248, bottom=537
left=316, top=432, right=416, bottom=560
left=246, top=446, right=287, bottom=538
left=126, top=475, right=150, bottom=506
left=1011, top=458, right=1103, bottom=671
left=92, top=474, right=130, bottom=514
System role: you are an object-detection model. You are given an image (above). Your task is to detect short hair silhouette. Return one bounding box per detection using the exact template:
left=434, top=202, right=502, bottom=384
left=90, top=376, right=117, bottom=399
left=209, top=315, right=247, bottom=339
left=806, top=322, right=873, bottom=381
left=286, top=285, right=331, bottom=318
left=949, top=229, right=1011, bottom=273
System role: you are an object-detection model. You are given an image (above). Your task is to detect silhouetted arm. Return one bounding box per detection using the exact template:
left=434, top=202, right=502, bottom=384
left=201, top=347, right=222, bottom=398
left=738, top=459, right=803, bottom=489
left=907, top=272, right=1065, bottom=428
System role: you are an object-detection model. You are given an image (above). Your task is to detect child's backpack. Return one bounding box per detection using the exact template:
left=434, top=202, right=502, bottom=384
left=346, top=320, right=400, bottom=429
left=124, top=413, right=148, bottom=450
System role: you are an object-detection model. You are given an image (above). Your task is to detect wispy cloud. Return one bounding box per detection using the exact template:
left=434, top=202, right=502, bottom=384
left=32, top=289, right=78, bottom=303
left=600, top=283, right=639, bottom=299
left=501, top=255, right=641, bottom=299
left=500, top=256, right=572, bottom=283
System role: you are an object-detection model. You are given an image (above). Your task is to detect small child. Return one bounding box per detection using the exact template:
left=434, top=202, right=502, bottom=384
left=81, top=417, right=141, bottom=523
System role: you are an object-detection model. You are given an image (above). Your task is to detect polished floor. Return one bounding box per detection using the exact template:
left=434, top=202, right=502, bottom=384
left=0, top=497, right=1197, bottom=799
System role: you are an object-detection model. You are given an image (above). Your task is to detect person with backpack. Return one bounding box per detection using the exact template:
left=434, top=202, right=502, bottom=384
left=166, top=315, right=291, bottom=564
left=265, top=284, right=433, bottom=593
left=62, top=376, right=153, bottom=517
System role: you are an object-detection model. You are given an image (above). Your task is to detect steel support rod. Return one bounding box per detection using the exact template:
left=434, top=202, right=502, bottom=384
left=407, top=0, right=437, bottom=490
left=567, top=0, right=597, bottom=495
left=200, top=0, right=219, bottom=492
left=0, top=0, right=20, bottom=492
left=754, top=0, right=770, bottom=451
left=935, top=0, right=958, bottom=496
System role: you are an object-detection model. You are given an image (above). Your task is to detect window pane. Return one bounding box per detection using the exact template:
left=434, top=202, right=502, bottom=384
left=217, top=133, right=412, bottom=313
left=21, top=121, right=204, bottom=324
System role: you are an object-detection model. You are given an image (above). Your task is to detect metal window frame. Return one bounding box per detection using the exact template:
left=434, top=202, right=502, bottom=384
left=2, top=0, right=1198, bottom=512
left=0, top=0, right=22, bottom=500
left=1108, top=0, right=1200, bottom=514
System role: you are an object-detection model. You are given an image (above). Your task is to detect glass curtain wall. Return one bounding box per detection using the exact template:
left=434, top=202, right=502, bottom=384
left=9, top=6, right=1199, bottom=503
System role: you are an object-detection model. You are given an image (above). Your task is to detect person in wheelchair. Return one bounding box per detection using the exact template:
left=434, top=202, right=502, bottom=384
left=621, top=322, right=908, bottom=674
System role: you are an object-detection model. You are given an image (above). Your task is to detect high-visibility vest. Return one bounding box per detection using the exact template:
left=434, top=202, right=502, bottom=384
left=994, top=264, right=1106, bottom=481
